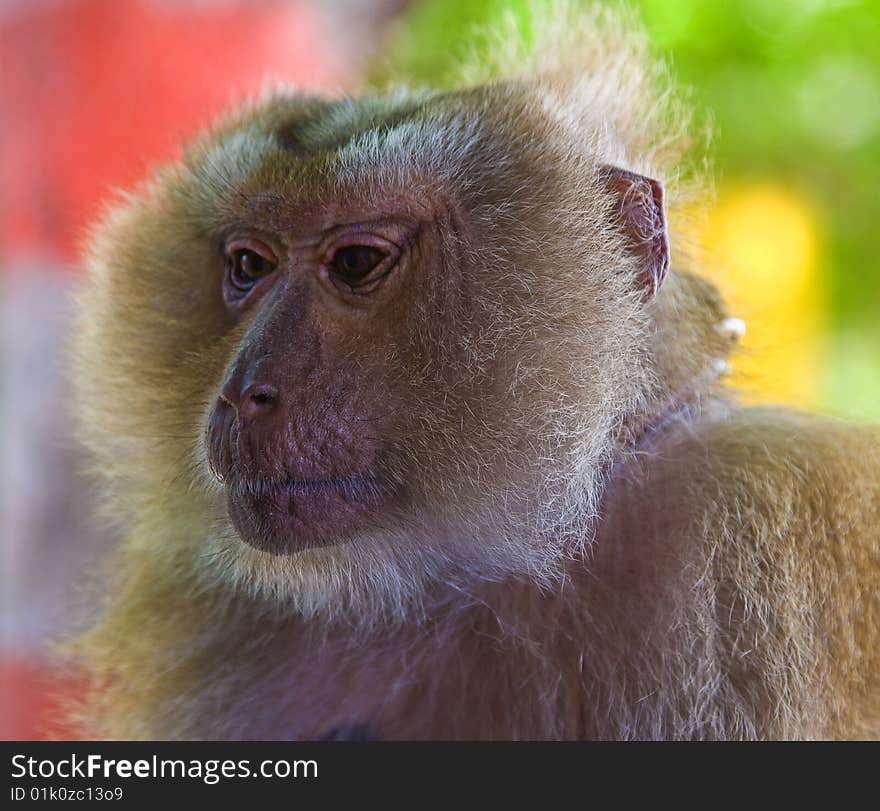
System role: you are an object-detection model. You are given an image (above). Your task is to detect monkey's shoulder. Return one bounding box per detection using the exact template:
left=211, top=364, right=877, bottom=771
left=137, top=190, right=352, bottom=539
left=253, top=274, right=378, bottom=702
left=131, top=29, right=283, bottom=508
left=653, top=407, right=880, bottom=730
left=674, top=406, right=880, bottom=493
left=624, top=405, right=879, bottom=558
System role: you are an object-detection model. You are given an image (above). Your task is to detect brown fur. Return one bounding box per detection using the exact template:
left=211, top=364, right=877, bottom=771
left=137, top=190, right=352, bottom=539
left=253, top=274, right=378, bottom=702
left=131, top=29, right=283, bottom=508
left=69, top=3, right=879, bottom=739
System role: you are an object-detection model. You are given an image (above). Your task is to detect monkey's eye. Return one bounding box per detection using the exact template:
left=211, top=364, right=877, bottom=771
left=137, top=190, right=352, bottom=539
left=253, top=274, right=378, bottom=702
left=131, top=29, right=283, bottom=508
left=330, top=246, right=387, bottom=284
left=226, top=244, right=277, bottom=293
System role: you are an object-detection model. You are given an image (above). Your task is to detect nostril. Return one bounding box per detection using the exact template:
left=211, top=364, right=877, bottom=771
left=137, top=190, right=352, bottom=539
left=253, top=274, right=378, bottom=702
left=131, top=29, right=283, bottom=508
left=240, top=382, right=279, bottom=419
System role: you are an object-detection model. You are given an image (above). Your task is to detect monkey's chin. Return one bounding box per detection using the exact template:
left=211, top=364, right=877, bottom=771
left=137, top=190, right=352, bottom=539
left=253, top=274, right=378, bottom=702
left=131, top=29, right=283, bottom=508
left=225, top=477, right=382, bottom=555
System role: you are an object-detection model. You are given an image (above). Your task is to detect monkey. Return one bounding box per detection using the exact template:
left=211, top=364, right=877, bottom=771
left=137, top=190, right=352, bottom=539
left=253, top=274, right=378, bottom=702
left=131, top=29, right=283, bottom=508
left=68, top=3, right=879, bottom=740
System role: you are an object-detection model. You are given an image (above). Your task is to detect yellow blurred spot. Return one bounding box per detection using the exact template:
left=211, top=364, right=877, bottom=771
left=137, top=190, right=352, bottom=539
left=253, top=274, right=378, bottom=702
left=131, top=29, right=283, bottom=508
left=699, top=183, right=823, bottom=407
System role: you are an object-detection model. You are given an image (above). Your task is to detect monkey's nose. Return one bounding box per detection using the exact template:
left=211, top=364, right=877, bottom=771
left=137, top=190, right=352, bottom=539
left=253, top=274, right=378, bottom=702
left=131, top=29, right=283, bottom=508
left=222, top=381, right=280, bottom=422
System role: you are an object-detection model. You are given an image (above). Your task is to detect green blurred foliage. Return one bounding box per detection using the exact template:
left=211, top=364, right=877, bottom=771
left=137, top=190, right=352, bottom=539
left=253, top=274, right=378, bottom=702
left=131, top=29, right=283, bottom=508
left=379, top=0, right=880, bottom=418
left=640, top=0, right=880, bottom=417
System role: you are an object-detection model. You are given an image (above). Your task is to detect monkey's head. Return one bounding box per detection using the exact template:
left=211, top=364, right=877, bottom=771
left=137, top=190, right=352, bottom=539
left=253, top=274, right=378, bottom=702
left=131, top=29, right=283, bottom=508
left=75, top=73, right=692, bottom=619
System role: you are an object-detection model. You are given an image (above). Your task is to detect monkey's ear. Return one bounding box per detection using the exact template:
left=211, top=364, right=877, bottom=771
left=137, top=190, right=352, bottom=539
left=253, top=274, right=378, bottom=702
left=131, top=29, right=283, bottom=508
left=599, top=165, right=670, bottom=298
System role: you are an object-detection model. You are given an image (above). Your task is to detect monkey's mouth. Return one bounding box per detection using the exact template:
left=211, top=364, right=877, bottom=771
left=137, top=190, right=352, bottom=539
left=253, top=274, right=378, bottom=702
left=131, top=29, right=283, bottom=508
left=225, top=474, right=385, bottom=555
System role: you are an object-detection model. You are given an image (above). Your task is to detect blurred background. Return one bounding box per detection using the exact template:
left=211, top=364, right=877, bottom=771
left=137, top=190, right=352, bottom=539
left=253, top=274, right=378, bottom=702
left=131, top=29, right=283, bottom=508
left=1, top=0, right=878, bottom=739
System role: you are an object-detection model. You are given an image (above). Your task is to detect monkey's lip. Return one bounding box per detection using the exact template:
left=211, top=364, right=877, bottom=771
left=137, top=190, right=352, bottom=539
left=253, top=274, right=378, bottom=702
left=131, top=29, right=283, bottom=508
left=239, top=475, right=369, bottom=495
left=228, top=474, right=377, bottom=499
left=224, top=473, right=384, bottom=555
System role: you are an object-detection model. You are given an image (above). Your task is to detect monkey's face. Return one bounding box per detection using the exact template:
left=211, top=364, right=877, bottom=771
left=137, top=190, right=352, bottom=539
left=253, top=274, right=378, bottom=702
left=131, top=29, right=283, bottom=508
left=76, top=89, right=664, bottom=612
left=203, top=210, right=432, bottom=555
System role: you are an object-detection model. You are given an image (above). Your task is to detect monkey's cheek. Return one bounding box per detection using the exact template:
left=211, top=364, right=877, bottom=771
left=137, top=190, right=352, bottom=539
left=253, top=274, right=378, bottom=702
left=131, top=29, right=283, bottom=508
left=225, top=486, right=372, bottom=556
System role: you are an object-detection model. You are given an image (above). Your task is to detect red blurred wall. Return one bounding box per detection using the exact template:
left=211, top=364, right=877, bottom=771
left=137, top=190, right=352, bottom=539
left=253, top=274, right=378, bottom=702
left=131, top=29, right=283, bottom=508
left=0, top=0, right=351, bottom=262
